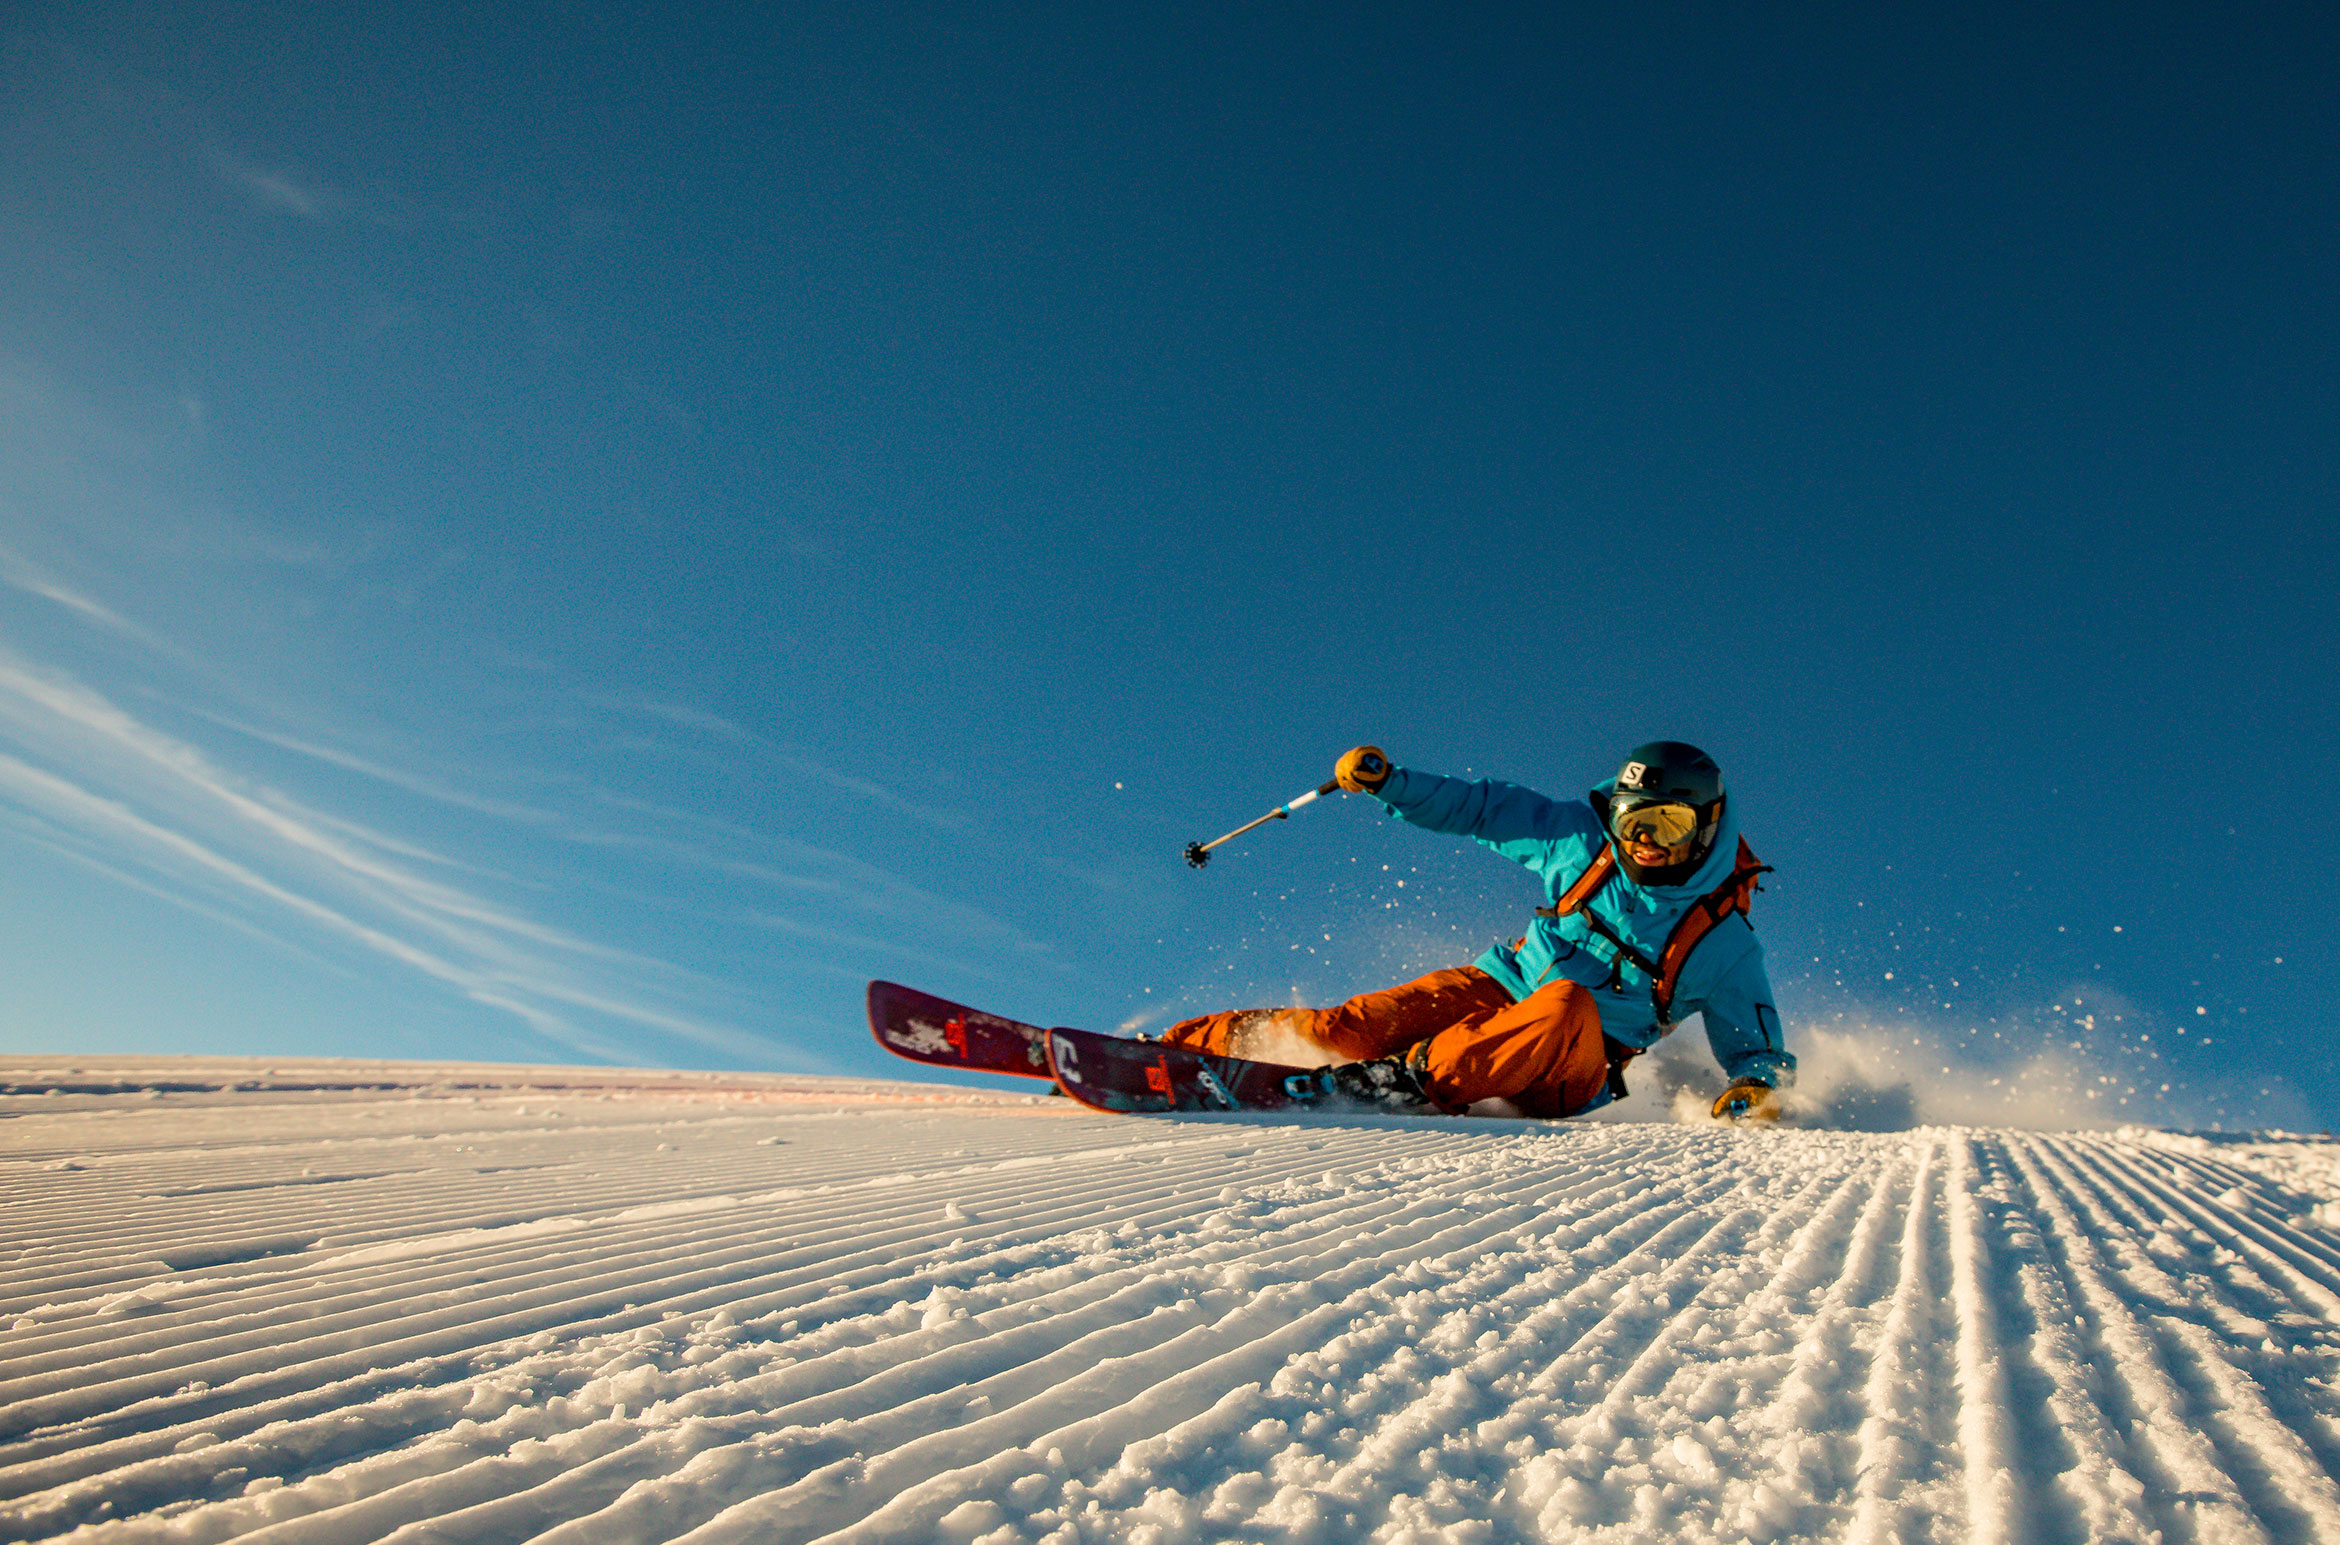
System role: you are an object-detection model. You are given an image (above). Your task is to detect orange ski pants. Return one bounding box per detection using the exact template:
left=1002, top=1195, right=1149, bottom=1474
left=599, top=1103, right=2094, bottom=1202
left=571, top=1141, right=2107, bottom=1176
left=1159, top=966, right=1611, bottom=1118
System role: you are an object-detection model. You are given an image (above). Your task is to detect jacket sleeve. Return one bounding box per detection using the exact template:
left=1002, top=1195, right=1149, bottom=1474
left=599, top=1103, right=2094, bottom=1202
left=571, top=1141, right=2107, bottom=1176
left=1689, top=929, right=1795, bottom=1087
left=1373, top=766, right=1596, bottom=870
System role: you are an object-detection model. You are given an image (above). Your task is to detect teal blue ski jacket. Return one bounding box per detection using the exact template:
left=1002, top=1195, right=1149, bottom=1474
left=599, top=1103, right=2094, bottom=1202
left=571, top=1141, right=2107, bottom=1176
left=1371, top=764, right=1794, bottom=1089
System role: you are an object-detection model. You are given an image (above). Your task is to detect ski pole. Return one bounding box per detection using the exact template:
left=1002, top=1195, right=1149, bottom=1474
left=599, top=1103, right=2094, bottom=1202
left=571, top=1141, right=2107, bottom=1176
left=1185, top=780, right=1340, bottom=868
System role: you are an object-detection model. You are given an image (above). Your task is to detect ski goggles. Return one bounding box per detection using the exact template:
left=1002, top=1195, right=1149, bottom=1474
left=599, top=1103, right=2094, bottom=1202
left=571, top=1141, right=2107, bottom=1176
left=1609, top=797, right=1703, bottom=849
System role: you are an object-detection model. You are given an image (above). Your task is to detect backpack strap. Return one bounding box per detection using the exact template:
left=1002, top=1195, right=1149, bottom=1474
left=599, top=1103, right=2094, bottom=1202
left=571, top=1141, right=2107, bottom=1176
left=1650, top=837, right=1772, bottom=1024
left=1542, top=845, right=1661, bottom=1000
left=1536, top=841, right=1617, bottom=919
left=1530, top=834, right=1774, bottom=1029
left=1602, top=1034, right=1639, bottom=1101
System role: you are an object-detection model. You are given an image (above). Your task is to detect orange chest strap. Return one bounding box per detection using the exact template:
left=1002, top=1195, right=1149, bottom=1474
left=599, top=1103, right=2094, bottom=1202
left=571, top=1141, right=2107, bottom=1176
left=1535, top=837, right=1773, bottom=1026
left=1539, top=841, right=1616, bottom=919
left=1650, top=838, right=1772, bottom=1022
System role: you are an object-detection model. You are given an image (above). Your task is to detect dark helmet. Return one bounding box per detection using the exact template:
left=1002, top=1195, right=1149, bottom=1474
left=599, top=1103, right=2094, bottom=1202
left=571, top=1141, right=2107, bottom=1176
left=1599, top=741, right=1726, bottom=885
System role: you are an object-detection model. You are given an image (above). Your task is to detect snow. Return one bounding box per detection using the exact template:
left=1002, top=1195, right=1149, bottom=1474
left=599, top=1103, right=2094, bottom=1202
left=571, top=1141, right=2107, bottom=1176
left=5, top=1058, right=2340, bottom=1543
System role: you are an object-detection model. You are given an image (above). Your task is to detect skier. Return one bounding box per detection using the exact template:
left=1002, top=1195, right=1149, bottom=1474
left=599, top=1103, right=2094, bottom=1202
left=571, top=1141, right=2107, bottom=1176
left=1160, top=742, right=1794, bottom=1120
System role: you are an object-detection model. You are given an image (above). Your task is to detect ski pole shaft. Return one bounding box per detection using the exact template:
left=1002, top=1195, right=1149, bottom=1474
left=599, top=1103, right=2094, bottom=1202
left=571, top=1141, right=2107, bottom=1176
left=1185, top=780, right=1340, bottom=868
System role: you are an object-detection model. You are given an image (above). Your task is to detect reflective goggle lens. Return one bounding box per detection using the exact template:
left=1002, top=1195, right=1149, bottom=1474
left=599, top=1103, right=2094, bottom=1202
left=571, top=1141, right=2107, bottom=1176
left=1610, top=799, right=1701, bottom=848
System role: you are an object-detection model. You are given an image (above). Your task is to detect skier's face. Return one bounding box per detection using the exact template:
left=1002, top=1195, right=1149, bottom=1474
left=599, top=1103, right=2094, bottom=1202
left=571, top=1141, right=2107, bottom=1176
left=1623, top=834, right=1698, bottom=869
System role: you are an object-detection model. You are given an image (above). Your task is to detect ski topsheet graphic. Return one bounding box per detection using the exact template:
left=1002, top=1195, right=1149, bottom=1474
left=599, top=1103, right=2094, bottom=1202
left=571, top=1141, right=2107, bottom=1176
left=869, top=982, right=1420, bottom=1117
left=1044, top=1023, right=1313, bottom=1114
left=866, top=980, right=1053, bottom=1079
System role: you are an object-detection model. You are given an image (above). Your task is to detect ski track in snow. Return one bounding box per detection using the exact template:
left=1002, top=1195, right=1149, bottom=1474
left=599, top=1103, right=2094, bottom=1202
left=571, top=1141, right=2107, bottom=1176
left=4, top=1059, right=2339, bottom=1544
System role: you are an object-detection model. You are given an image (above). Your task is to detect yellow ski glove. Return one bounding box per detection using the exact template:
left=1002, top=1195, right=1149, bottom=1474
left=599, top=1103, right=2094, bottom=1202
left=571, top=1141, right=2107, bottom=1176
left=1712, top=1078, right=1780, bottom=1123
left=1334, top=745, right=1392, bottom=794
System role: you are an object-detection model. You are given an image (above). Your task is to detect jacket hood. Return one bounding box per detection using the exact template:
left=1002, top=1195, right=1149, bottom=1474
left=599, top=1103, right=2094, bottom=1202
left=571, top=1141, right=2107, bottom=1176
left=1590, top=779, right=1742, bottom=901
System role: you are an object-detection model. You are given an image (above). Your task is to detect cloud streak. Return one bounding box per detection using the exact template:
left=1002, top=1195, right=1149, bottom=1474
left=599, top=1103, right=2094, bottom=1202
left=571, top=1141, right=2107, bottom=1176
left=185, top=707, right=559, bottom=828
left=0, top=542, right=160, bottom=649
left=0, top=360, right=1063, bottom=1067
left=564, top=784, right=1050, bottom=953
left=587, top=690, right=973, bottom=834
left=0, top=649, right=785, bottom=1065
left=207, top=151, right=351, bottom=222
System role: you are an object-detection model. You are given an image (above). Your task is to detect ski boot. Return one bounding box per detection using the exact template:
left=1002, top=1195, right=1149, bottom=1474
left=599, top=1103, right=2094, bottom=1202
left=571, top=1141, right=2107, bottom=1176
left=1711, top=1077, right=1780, bottom=1124
left=1294, top=1049, right=1440, bottom=1114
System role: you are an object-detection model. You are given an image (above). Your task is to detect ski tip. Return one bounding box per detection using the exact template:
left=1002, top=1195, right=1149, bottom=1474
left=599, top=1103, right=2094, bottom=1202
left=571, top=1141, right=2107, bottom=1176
left=866, top=979, right=929, bottom=1030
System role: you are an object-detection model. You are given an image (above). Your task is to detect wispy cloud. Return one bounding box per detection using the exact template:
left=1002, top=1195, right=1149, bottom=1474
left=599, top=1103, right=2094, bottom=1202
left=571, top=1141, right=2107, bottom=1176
left=588, top=689, right=973, bottom=833
left=207, top=151, right=350, bottom=222
left=185, top=707, right=559, bottom=827
left=0, top=541, right=160, bottom=649
left=0, top=649, right=786, bottom=1065
left=0, top=799, right=353, bottom=973
left=0, top=360, right=1063, bottom=1064
left=0, top=623, right=1064, bottom=1063
left=564, top=796, right=1054, bottom=973
left=0, top=362, right=348, bottom=596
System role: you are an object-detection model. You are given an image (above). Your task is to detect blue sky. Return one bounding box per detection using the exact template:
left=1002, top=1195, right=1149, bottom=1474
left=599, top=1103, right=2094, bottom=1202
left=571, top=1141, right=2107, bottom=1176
left=2, top=4, right=2333, bottom=1123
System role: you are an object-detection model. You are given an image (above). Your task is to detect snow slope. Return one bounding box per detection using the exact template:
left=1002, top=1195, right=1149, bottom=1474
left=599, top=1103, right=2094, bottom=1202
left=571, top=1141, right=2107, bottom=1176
left=4, top=1058, right=2339, bottom=1544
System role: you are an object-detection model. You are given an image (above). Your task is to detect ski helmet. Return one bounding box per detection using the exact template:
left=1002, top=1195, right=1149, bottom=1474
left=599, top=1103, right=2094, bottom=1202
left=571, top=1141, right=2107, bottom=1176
left=1601, top=741, right=1725, bottom=885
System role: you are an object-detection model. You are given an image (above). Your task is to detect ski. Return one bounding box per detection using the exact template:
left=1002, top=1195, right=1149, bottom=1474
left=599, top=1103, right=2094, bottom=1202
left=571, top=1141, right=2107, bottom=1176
left=865, top=980, right=1054, bottom=1079
left=1044, top=1023, right=1319, bottom=1114
left=868, top=981, right=1407, bottom=1117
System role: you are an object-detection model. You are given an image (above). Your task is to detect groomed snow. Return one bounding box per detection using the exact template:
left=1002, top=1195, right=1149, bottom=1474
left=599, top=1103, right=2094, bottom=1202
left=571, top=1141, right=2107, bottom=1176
left=5, top=1058, right=2339, bottom=1544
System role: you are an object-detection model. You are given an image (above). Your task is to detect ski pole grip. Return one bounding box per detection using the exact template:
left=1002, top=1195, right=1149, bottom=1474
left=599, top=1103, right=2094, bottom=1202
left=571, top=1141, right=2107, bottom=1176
left=1334, top=746, right=1391, bottom=794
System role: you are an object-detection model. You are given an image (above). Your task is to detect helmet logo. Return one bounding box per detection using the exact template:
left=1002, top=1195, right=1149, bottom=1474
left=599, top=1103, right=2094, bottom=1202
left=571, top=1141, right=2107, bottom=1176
left=1621, top=761, right=1654, bottom=789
